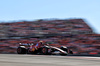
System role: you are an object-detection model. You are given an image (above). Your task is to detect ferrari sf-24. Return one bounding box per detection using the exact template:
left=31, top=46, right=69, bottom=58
left=17, top=43, right=73, bottom=56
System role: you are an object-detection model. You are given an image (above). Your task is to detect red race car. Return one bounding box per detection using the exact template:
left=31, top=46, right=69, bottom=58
left=17, top=42, right=73, bottom=56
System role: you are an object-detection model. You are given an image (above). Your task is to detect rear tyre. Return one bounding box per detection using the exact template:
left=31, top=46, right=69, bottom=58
left=17, top=47, right=26, bottom=54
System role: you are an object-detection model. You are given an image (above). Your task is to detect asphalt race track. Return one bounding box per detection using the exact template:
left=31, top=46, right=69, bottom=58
left=0, top=54, right=100, bottom=66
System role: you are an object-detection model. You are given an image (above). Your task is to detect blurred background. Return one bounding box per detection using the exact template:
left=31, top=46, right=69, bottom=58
left=0, top=0, right=100, bottom=54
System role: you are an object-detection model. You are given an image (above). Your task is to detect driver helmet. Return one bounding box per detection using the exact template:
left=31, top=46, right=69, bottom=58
left=39, top=41, right=43, bottom=44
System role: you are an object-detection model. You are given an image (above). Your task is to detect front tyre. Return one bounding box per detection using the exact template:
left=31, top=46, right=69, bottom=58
left=60, top=53, right=67, bottom=56
left=41, top=47, right=51, bottom=55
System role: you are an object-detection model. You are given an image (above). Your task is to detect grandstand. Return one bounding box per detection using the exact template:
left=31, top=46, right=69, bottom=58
left=0, top=19, right=100, bottom=54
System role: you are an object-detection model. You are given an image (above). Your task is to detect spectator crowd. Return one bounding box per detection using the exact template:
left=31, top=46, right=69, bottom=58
left=0, top=19, right=100, bottom=54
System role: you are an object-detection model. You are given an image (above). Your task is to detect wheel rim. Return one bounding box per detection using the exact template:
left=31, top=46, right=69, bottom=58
left=42, top=48, right=46, bottom=53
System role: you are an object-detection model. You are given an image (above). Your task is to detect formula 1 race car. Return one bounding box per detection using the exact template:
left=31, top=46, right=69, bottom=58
left=17, top=43, right=73, bottom=56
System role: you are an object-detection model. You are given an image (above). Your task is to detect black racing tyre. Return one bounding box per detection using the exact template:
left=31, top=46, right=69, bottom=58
left=41, top=47, right=50, bottom=55
left=60, top=47, right=68, bottom=52
left=17, top=47, right=26, bottom=54
left=60, top=48, right=73, bottom=54
left=60, top=47, right=68, bottom=56
left=69, top=50, right=73, bottom=54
